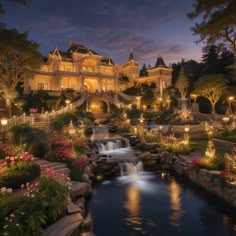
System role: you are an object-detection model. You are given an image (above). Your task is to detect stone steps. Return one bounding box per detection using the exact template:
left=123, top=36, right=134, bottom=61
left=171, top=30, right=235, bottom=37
left=34, top=158, right=71, bottom=176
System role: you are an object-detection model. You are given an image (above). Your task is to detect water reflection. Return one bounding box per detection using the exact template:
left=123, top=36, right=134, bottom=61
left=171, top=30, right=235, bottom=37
left=123, top=185, right=142, bottom=231
left=169, top=179, right=184, bottom=227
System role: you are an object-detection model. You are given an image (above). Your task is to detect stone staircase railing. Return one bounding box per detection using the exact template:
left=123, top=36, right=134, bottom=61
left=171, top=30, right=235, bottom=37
left=117, top=91, right=137, bottom=102
left=0, top=92, right=87, bottom=132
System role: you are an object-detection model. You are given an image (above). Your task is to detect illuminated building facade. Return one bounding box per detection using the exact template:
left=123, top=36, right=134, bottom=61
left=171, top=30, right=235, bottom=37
left=24, top=42, right=172, bottom=95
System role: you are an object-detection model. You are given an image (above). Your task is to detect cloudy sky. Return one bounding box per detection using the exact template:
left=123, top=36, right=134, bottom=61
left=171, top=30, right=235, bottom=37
left=1, top=0, right=203, bottom=66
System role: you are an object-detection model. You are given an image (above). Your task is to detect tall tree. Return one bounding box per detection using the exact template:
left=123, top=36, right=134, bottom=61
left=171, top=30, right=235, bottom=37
left=175, top=66, right=189, bottom=99
left=0, top=25, right=43, bottom=117
left=187, top=0, right=236, bottom=54
left=192, top=74, right=228, bottom=114
left=0, top=0, right=26, bottom=15
left=201, top=45, right=221, bottom=74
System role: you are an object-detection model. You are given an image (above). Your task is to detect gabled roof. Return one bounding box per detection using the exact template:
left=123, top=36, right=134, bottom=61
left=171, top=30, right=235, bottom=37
left=67, top=42, right=100, bottom=55
left=100, top=57, right=115, bottom=66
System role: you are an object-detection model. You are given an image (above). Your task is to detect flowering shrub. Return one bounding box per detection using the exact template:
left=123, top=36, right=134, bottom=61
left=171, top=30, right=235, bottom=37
left=0, top=144, right=23, bottom=159
left=73, top=139, right=86, bottom=154
left=0, top=165, right=70, bottom=236
left=72, top=155, right=88, bottom=171
left=191, top=158, right=208, bottom=168
left=0, top=152, right=40, bottom=189
left=70, top=154, right=88, bottom=181
left=219, top=170, right=235, bottom=182
left=45, top=140, right=73, bottom=162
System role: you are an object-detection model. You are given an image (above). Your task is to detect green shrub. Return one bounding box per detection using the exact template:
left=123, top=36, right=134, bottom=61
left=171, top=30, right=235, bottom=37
left=50, top=112, right=77, bottom=131
left=28, top=142, right=50, bottom=159
left=0, top=163, right=41, bottom=189
left=0, top=176, right=69, bottom=236
left=70, top=167, right=83, bottom=181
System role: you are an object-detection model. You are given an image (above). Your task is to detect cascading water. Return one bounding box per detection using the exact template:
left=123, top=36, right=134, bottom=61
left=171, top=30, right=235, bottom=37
left=95, top=138, right=130, bottom=153
left=120, top=161, right=143, bottom=176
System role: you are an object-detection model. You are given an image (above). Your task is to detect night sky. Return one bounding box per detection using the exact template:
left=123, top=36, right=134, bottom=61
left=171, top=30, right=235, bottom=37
left=1, top=0, right=203, bottom=66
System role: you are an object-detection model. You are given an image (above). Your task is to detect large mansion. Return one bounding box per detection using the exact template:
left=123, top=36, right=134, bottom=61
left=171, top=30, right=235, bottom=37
left=24, top=42, right=172, bottom=95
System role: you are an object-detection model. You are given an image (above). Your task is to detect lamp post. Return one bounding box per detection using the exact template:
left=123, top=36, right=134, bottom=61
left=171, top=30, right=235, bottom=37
left=1, top=118, right=8, bottom=144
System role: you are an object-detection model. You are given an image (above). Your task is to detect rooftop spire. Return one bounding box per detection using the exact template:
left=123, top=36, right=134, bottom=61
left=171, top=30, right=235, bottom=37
left=154, top=54, right=167, bottom=68
left=128, top=49, right=134, bottom=61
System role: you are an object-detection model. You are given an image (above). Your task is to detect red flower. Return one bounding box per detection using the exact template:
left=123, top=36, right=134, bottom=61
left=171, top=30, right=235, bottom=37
left=220, top=170, right=230, bottom=179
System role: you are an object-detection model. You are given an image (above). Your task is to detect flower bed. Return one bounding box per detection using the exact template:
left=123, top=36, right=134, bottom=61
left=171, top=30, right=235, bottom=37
left=0, top=152, right=40, bottom=189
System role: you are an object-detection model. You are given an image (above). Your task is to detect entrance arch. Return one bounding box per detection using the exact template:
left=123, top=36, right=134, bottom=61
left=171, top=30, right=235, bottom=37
left=84, top=78, right=98, bottom=93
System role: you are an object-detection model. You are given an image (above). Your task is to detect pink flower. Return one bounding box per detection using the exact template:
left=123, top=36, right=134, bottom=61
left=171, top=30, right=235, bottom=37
left=20, top=184, right=25, bottom=189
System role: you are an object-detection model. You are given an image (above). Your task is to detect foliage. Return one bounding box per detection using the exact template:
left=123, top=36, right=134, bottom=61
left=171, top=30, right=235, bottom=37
left=201, top=45, right=221, bottom=74
left=45, top=140, right=73, bottom=162
left=191, top=155, right=224, bottom=171
left=28, top=142, right=50, bottom=159
left=70, top=154, right=88, bottom=181
left=0, top=1, right=26, bottom=15
left=193, top=74, right=229, bottom=113
left=141, top=89, right=155, bottom=104
left=49, top=112, right=77, bottom=131
left=175, top=66, right=189, bottom=99
left=0, top=25, right=43, bottom=116
left=0, top=144, right=23, bottom=159
left=0, top=152, right=40, bottom=188
left=144, top=132, right=158, bottom=143
left=0, top=171, right=70, bottom=236
left=73, top=138, right=87, bottom=155
left=187, top=0, right=236, bottom=53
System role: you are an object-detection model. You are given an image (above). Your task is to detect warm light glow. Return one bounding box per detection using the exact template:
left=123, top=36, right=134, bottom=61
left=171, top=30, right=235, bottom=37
left=228, top=96, right=234, bottom=101
left=184, top=127, right=189, bottom=132
left=169, top=179, right=183, bottom=226
left=65, top=99, right=70, bottom=105
left=223, top=116, right=230, bottom=122
left=124, top=185, right=141, bottom=226
left=1, top=118, right=8, bottom=126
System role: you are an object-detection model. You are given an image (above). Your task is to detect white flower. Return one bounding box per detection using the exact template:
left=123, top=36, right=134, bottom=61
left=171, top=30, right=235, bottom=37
left=3, top=225, right=8, bottom=229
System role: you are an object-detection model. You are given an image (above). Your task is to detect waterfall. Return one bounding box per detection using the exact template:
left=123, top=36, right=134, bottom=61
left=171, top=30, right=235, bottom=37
left=95, top=138, right=130, bottom=153
left=120, top=161, right=143, bottom=176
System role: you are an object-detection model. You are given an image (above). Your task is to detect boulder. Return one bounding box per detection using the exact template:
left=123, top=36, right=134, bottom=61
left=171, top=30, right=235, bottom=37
left=41, top=213, right=83, bottom=236
left=70, top=182, right=88, bottom=198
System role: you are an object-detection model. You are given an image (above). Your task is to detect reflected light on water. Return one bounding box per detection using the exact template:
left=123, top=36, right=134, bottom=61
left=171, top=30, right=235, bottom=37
left=123, top=185, right=142, bottom=230
left=169, top=179, right=184, bottom=227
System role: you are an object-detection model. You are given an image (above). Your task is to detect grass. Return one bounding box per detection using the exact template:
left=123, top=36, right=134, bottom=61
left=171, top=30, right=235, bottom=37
left=189, top=137, right=232, bottom=159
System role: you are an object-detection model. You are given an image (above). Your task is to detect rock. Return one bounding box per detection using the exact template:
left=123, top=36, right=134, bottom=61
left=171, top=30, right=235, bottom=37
left=41, top=213, right=83, bottom=236
left=76, top=197, right=86, bottom=209
left=81, top=211, right=93, bottom=232
left=70, top=181, right=88, bottom=198
left=67, top=203, right=82, bottom=214
left=82, top=173, right=90, bottom=183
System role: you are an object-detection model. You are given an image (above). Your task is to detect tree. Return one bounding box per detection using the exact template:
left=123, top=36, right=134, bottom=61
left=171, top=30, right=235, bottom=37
left=192, top=74, right=228, bottom=114
left=201, top=45, right=221, bottom=74
left=187, top=0, right=236, bottom=53
left=0, top=0, right=26, bottom=15
left=175, top=66, right=189, bottom=99
left=0, top=26, right=43, bottom=117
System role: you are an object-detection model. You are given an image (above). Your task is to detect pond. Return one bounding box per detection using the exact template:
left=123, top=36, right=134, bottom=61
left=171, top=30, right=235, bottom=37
left=89, top=170, right=236, bottom=236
